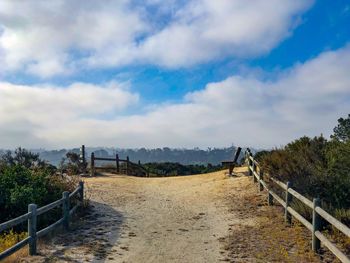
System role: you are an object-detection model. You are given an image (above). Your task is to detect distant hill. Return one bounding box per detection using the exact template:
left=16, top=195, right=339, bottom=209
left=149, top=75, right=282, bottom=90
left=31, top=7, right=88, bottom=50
left=24, top=146, right=245, bottom=166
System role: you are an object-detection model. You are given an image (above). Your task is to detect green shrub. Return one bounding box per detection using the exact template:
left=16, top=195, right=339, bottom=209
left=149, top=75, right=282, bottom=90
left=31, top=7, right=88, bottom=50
left=259, top=114, right=350, bottom=223
left=58, top=151, right=87, bottom=175
left=0, top=148, right=79, bottom=228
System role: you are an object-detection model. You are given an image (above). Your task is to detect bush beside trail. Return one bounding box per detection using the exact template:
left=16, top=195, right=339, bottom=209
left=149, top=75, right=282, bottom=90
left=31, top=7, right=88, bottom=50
left=0, top=149, right=85, bottom=254
left=257, top=115, right=350, bottom=217
left=256, top=114, right=350, bottom=255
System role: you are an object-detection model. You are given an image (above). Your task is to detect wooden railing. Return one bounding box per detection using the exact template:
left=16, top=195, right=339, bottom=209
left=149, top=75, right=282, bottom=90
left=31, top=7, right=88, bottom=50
left=90, top=153, right=149, bottom=177
left=245, top=149, right=350, bottom=263
left=0, top=181, right=84, bottom=260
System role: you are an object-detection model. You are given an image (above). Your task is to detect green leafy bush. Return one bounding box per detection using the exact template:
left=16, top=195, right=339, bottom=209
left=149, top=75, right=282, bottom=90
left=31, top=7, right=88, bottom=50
left=0, top=148, right=78, bottom=225
left=258, top=114, right=350, bottom=223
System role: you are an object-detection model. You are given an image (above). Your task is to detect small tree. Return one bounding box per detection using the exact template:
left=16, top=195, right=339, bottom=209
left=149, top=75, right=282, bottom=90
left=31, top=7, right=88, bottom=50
left=58, top=152, right=87, bottom=175
left=331, top=114, right=350, bottom=142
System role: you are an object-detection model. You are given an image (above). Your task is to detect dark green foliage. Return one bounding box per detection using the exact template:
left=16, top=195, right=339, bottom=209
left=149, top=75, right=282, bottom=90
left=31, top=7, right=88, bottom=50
left=259, top=116, right=350, bottom=223
left=260, top=136, right=328, bottom=199
left=0, top=165, right=48, bottom=222
left=324, top=140, right=350, bottom=210
left=143, top=162, right=223, bottom=176
left=331, top=114, right=350, bottom=142
left=58, top=151, right=87, bottom=175
left=254, top=150, right=271, bottom=162
left=0, top=147, right=46, bottom=171
left=0, top=148, right=76, bottom=226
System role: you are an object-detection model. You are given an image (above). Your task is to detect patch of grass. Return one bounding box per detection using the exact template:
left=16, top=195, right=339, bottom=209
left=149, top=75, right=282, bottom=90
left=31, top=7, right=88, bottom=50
left=0, top=229, right=27, bottom=253
left=0, top=230, right=28, bottom=262
left=223, top=178, right=332, bottom=262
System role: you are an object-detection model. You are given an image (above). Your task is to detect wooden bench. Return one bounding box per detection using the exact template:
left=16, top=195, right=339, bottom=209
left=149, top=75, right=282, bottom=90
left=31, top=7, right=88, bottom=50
left=221, top=147, right=242, bottom=175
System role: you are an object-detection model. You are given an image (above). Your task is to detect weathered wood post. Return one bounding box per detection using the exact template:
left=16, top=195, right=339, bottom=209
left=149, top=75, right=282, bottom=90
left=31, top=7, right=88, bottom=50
left=126, top=156, right=130, bottom=175
left=259, top=169, right=264, bottom=191
left=285, top=181, right=292, bottom=224
left=246, top=148, right=250, bottom=166
left=62, top=191, right=70, bottom=230
left=268, top=190, right=274, bottom=206
left=91, top=152, right=95, bottom=176
left=253, top=161, right=257, bottom=182
left=81, top=145, right=86, bottom=175
left=248, top=152, right=253, bottom=177
left=28, top=204, right=37, bottom=255
left=116, top=154, right=120, bottom=173
left=312, top=198, right=321, bottom=252
left=79, top=181, right=84, bottom=205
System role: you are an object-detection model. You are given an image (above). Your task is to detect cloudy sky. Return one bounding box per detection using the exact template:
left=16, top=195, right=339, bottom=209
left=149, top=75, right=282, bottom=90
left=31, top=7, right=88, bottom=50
left=0, top=0, right=349, bottom=149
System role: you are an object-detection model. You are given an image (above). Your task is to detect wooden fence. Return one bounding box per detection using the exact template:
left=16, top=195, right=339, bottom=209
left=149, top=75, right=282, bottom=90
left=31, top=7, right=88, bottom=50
left=0, top=181, right=84, bottom=260
left=245, top=149, right=350, bottom=263
left=90, top=152, right=149, bottom=177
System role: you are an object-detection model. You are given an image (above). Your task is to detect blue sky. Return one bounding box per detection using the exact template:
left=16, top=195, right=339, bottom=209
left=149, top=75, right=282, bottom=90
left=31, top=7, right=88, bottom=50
left=0, top=0, right=349, bottom=149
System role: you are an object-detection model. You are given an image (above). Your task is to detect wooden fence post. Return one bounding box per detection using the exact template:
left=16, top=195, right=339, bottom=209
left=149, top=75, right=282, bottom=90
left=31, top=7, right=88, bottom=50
left=253, top=161, right=257, bottom=182
left=246, top=148, right=250, bottom=166
left=28, top=204, right=37, bottom=256
left=312, top=198, right=321, bottom=252
left=268, top=190, right=274, bottom=206
left=126, top=156, right=130, bottom=175
left=248, top=152, right=253, bottom=176
left=91, top=152, right=95, bottom=176
left=79, top=181, right=84, bottom=205
left=81, top=145, right=86, bottom=175
left=259, top=170, right=264, bottom=191
left=285, top=181, right=292, bottom=224
left=116, top=154, right=120, bottom=173
left=62, top=191, right=70, bottom=230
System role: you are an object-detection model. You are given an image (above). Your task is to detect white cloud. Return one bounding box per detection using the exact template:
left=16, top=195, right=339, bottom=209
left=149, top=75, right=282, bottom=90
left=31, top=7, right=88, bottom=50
left=133, top=0, right=312, bottom=67
left=1, top=46, right=349, bottom=149
left=0, top=81, right=139, bottom=148
left=0, top=0, right=146, bottom=77
left=0, top=0, right=312, bottom=77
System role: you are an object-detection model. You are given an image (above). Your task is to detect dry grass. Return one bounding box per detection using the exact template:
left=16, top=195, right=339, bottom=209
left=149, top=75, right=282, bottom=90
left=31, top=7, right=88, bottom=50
left=0, top=230, right=27, bottom=253
left=221, top=175, right=337, bottom=262
left=0, top=230, right=28, bottom=262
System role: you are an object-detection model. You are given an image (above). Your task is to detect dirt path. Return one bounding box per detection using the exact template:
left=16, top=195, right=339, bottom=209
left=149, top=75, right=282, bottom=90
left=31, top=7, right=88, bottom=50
left=82, top=169, right=240, bottom=263
left=26, top=168, right=322, bottom=263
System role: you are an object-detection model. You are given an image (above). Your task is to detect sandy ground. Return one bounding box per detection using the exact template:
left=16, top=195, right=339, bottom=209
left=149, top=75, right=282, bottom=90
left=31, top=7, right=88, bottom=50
left=22, top=167, right=324, bottom=263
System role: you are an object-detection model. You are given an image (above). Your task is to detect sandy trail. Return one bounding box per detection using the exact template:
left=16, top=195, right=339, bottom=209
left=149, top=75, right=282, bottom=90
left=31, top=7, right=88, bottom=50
left=82, top=169, right=242, bottom=263
left=26, top=167, right=321, bottom=262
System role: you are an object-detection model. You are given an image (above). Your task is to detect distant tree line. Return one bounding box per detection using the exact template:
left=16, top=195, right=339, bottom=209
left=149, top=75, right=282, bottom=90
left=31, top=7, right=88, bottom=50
left=29, top=146, right=242, bottom=166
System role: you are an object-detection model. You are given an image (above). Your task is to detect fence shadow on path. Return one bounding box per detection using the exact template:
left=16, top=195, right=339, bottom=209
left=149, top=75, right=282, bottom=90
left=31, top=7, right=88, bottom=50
left=34, top=201, right=124, bottom=262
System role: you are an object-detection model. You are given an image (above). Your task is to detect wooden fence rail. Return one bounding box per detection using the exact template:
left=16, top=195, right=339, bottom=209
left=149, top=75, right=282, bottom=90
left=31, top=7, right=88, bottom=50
left=245, top=149, right=350, bottom=263
left=90, top=152, right=149, bottom=177
left=0, top=181, right=84, bottom=260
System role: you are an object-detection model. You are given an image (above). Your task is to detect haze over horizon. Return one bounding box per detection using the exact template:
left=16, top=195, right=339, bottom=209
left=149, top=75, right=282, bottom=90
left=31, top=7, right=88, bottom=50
left=0, top=1, right=349, bottom=149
